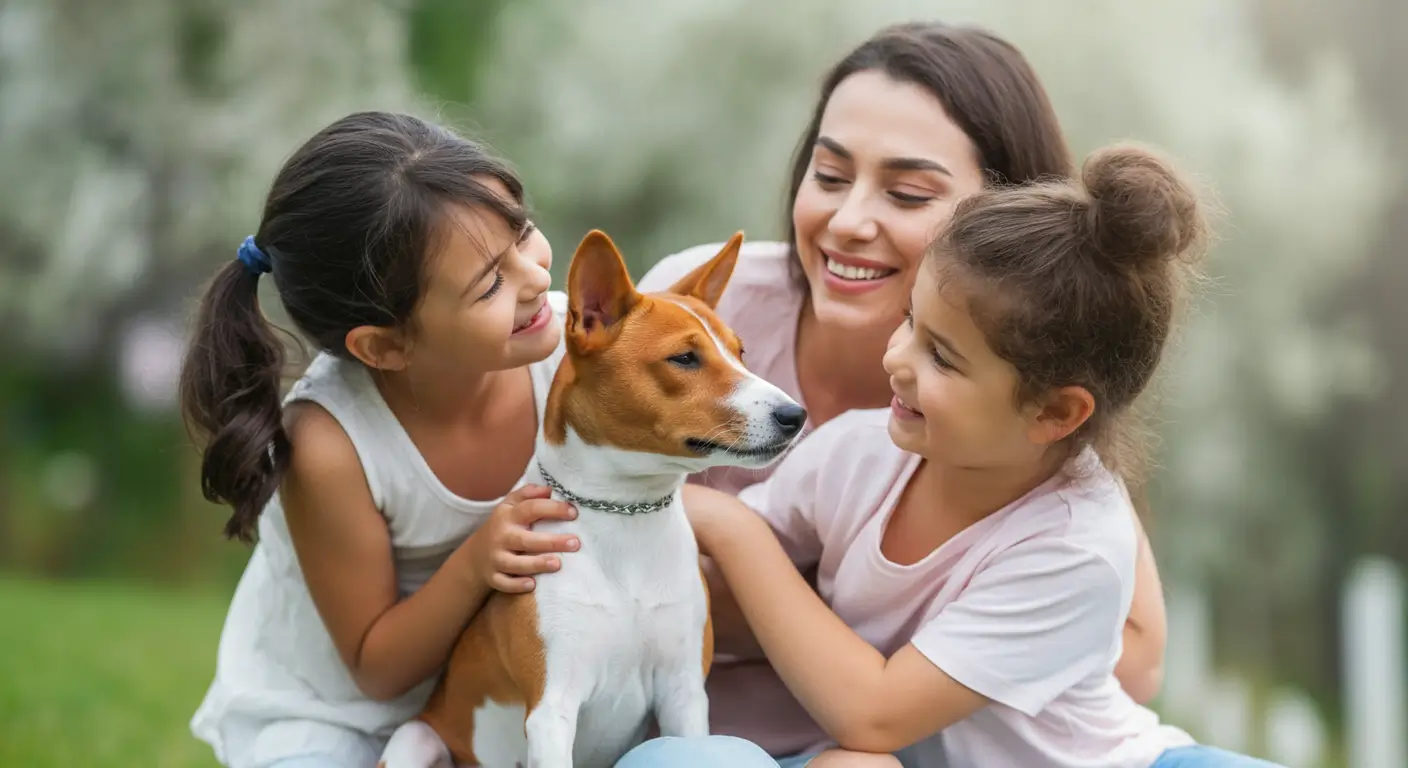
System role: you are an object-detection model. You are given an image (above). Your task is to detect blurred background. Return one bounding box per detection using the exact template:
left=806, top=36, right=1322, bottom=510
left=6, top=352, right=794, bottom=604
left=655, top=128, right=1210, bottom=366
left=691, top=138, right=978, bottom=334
left=1, top=0, right=1404, bottom=766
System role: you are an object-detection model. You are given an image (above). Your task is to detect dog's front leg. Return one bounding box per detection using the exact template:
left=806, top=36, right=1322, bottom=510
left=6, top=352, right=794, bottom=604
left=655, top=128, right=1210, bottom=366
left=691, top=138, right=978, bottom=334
left=652, top=664, right=710, bottom=739
left=524, top=689, right=581, bottom=768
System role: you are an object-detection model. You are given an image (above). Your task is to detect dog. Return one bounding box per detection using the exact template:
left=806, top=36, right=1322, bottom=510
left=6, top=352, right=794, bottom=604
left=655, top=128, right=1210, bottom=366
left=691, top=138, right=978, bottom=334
left=377, top=230, right=807, bottom=768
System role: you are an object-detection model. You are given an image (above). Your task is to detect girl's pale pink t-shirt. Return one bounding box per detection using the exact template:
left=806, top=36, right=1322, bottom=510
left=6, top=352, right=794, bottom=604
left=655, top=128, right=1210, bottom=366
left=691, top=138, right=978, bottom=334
left=638, top=242, right=1196, bottom=767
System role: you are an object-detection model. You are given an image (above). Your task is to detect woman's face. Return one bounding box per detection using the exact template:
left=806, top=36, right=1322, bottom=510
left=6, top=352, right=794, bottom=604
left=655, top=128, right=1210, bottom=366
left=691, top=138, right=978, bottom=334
left=792, top=70, right=987, bottom=333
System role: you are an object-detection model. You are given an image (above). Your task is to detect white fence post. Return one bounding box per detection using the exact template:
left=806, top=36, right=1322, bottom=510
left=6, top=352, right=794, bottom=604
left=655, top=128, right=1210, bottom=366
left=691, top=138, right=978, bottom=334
left=1265, top=689, right=1326, bottom=767
left=1163, top=582, right=1212, bottom=721
left=1342, top=556, right=1405, bottom=768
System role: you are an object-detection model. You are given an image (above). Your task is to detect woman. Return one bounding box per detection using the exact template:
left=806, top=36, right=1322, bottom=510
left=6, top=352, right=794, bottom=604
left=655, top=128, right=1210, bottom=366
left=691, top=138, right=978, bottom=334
left=633, top=20, right=1169, bottom=764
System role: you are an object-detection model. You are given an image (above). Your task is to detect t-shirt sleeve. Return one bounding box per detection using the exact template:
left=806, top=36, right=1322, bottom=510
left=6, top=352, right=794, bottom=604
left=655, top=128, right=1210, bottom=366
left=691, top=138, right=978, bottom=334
left=909, top=538, right=1126, bottom=716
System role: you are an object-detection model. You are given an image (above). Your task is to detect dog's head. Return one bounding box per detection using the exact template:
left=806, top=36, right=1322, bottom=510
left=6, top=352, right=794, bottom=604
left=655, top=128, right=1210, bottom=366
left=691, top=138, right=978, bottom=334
left=544, top=230, right=805, bottom=473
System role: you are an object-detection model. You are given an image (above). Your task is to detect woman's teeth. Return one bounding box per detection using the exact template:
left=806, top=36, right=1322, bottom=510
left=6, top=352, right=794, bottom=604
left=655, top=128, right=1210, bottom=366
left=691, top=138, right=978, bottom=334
left=826, top=256, right=893, bottom=281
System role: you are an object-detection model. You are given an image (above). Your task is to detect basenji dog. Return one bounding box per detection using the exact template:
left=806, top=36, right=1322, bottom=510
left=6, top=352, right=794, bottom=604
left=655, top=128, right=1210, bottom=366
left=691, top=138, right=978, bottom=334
left=377, top=230, right=807, bottom=768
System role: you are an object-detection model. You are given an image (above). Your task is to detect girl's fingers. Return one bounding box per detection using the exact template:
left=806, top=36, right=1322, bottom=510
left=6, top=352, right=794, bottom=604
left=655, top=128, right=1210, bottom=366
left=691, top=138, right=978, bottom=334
left=509, top=529, right=580, bottom=554
left=500, top=484, right=553, bottom=506
left=510, top=499, right=578, bottom=524
left=489, top=573, right=536, bottom=593
left=496, top=552, right=562, bottom=577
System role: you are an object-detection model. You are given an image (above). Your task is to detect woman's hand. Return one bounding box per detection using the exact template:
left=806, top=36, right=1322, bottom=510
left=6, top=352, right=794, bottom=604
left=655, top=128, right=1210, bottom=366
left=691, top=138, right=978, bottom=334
left=464, top=484, right=581, bottom=593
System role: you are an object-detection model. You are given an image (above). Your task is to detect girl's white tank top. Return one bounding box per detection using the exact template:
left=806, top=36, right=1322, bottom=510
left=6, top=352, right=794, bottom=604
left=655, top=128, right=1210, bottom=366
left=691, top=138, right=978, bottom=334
left=190, top=292, right=568, bottom=768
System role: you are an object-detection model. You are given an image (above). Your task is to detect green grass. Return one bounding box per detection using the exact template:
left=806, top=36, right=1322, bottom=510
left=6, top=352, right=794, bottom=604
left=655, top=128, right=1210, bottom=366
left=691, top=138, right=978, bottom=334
left=0, top=576, right=228, bottom=768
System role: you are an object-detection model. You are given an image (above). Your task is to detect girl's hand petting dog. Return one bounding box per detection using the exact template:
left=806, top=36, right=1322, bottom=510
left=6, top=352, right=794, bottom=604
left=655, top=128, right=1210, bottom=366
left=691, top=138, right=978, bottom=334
left=465, top=484, right=580, bottom=593
left=680, top=483, right=759, bottom=557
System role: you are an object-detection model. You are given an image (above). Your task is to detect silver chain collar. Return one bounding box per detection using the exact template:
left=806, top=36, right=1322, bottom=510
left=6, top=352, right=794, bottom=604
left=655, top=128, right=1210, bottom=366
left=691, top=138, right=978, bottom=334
left=536, top=462, right=676, bottom=516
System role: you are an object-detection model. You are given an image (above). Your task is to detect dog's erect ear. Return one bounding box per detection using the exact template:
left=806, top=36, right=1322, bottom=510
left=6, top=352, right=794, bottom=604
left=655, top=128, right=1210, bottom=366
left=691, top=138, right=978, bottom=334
left=668, top=232, right=743, bottom=310
left=567, top=230, right=641, bottom=351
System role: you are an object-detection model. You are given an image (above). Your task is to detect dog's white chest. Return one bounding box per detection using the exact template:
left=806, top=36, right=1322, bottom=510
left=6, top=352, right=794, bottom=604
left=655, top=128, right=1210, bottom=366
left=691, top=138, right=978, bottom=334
left=518, top=500, right=709, bottom=767
left=535, top=499, right=707, bottom=675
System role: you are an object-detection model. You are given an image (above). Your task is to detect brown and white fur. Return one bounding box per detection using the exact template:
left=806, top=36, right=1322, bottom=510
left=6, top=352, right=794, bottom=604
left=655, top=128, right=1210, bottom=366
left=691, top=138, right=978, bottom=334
left=377, top=230, right=806, bottom=768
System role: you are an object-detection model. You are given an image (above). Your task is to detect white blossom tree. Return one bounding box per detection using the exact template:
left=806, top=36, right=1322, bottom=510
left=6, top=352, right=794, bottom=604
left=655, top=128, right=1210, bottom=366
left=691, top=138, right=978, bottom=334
left=0, top=0, right=426, bottom=576
left=0, top=0, right=421, bottom=363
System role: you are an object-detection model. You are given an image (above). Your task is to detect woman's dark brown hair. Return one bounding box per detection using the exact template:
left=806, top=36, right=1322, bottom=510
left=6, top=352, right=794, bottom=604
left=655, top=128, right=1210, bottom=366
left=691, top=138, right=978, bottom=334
left=178, top=111, right=528, bottom=542
left=934, top=142, right=1210, bottom=481
left=783, top=21, right=1074, bottom=276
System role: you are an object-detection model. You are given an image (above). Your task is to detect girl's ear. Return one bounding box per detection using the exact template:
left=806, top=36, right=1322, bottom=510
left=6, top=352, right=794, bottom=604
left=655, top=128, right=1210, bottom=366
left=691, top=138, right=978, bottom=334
left=1026, top=385, right=1095, bottom=446
left=345, top=324, right=412, bottom=371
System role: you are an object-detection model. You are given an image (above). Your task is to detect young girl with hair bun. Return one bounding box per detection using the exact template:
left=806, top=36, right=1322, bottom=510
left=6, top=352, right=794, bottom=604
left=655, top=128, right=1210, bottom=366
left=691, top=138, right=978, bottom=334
left=622, top=144, right=1281, bottom=768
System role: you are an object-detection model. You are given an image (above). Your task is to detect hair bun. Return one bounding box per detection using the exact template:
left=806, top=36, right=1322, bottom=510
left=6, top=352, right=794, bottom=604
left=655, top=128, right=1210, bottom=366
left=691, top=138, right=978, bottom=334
left=1081, top=143, right=1206, bottom=271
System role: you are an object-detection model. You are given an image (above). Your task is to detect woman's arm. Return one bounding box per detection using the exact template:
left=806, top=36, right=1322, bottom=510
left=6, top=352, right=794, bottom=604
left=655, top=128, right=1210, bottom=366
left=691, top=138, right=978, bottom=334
left=1115, top=506, right=1167, bottom=703
left=281, top=403, right=576, bottom=701
left=691, top=493, right=989, bottom=754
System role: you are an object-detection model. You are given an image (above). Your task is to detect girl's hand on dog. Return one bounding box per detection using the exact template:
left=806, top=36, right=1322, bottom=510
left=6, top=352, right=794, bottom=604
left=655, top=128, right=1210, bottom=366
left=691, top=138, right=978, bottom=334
left=465, top=484, right=579, bottom=593
left=680, top=483, right=757, bottom=556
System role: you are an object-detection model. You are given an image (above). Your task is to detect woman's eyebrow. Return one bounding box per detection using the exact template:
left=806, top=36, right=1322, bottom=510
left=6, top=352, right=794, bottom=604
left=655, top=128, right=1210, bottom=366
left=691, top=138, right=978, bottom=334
left=815, top=136, right=952, bottom=177
left=884, top=156, right=952, bottom=177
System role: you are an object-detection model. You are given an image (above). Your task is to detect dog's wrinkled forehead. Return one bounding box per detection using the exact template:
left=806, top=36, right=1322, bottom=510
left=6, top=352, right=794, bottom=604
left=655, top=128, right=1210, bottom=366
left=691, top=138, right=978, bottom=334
left=611, top=295, right=745, bottom=370
left=660, top=296, right=741, bottom=353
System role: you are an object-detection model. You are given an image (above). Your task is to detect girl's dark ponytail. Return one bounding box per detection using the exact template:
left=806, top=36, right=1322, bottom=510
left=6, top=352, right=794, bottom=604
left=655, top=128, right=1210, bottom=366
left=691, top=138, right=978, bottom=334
left=177, top=112, right=529, bottom=542
left=179, top=240, right=290, bottom=543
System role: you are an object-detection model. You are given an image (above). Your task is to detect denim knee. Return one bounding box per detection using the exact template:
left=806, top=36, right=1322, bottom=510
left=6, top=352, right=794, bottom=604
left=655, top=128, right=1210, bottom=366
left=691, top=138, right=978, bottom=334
left=265, top=755, right=358, bottom=768
left=1152, top=745, right=1286, bottom=767
left=615, top=735, right=779, bottom=767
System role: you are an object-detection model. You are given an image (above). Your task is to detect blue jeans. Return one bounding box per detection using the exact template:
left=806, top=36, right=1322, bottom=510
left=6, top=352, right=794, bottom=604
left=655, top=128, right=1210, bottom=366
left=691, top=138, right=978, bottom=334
left=265, top=757, right=354, bottom=768
left=264, top=737, right=778, bottom=768
left=616, top=735, right=782, bottom=767
left=615, top=739, right=1285, bottom=768
left=1152, top=745, right=1285, bottom=767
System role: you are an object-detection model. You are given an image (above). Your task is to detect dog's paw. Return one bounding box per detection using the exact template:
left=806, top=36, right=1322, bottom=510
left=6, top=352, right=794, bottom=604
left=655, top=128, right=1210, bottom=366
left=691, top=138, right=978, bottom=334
left=379, top=720, right=454, bottom=768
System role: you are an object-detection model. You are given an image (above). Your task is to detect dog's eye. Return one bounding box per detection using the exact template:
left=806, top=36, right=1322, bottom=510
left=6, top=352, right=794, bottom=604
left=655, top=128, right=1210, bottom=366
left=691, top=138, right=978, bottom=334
left=667, top=351, right=700, bottom=369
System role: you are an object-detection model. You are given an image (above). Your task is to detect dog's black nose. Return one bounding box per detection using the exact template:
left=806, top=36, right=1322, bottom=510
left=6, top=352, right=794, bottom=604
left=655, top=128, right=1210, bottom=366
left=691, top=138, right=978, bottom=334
left=772, top=404, right=808, bottom=437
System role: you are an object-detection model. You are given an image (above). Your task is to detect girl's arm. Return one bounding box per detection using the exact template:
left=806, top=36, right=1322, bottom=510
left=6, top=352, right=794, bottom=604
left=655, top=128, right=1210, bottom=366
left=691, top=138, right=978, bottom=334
left=694, top=500, right=988, bottom=753
left=699, top=554, right=764, bottom=658
left=693, top=484, right=1126, bottom=755
left=281, top=403, right=577, bottom=701
left=1116, top=508, right=1167, bottom=703
left=686, top=483, right=824, bottom=661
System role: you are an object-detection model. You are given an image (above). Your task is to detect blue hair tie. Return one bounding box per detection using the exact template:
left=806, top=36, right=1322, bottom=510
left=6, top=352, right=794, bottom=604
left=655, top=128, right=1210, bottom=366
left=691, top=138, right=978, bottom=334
left=237, top=235, right=272, bottom=276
